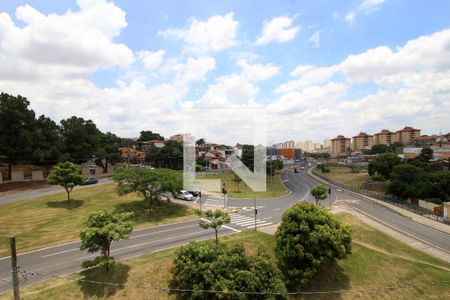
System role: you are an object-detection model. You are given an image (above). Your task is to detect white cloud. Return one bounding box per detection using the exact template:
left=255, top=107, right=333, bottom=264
left=345, top=0, right=386, bottom=24
left=276, top=65, right=338, bottom=93
left=138, top=50, right=166, bottom=69
left=158, top=13, right=238, bottom=53
left=256, top=16, right=299, bottom=45
left=237, top=59, right=280, bottom=81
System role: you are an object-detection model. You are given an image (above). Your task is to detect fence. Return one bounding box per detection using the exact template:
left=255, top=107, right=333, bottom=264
left=312, top=169, right=436, bottom=217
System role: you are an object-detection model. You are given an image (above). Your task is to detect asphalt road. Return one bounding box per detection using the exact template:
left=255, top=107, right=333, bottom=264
left=1, top=168, right=449, bottom=293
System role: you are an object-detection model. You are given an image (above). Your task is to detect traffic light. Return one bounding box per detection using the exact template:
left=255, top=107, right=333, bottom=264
left=328, top=188, right=332, bottom=194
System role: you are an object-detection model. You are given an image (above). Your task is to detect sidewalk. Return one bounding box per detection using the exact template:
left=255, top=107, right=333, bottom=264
left=307, top=168, right=450, bottom=235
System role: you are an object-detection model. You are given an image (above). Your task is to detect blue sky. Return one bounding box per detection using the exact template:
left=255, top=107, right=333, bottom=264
left=1, top=0, right=450, bottom=144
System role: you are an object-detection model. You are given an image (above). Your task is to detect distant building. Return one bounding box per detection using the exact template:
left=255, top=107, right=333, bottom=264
left=394, top=126, right=421, bottom=145
left=352, top=132, right=374, bottom=151
left=402, top=147, right=422, bottom=159
left=302, top=140, right=315, bottom=152
left=331, top=135, right=351, bottom=157
left=323, top=139, right=332, bottom=153
left=170, top=134, right=184, bottom=143
left=374, top=129, right=394, bottom=146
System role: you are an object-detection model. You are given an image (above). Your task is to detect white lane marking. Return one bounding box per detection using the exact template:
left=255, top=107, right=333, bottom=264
left=262, top=217, right=273, bottom=220
left=200, top=218, right=241, bottom=233
left=273, top=208, right=281, bottom=211
left=42, top=224, right=199, bottom=258
left=282, top=180, right=289, bottom=182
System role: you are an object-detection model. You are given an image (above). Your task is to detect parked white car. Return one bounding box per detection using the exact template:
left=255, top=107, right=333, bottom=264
left=177, top=190, right=194, bottom=201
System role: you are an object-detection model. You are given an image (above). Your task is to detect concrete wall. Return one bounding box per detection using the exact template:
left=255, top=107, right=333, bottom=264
left=418, top=199, right=441, bottom=211
left=11, top=171, right=25, bottom=182
left=31, top=170, right=44, bottom=181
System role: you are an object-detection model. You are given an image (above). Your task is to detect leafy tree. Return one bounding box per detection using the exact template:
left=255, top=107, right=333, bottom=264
left=311, top=184, right=328, bottom=205
left=241, top=144, right=255, bottom=171
left=98, top=132, right=122, bottom=173
left=368, top=152, right=402, bottom=179
left=32, top=115, right=62, bottom=162
left=195, top=138, right=205, bottom=146
left=47, top=161, right=84, bottom=201
left=417, top=147, right=433, bottom=163
left=267, top=160, right=283, bottom=177
left=388, top=163, right=430, bottom=199
left=197, top=209, right=231, bottom=246
left=370, top=144, right=391, bottom=154
left=169, top=242, right=287, bottom=300
left=275, top=201, right=351, bottom=287
left=113, top=167, right=182, bottom=207
left=0, top=93, right=36, bottom=179
left=390, top=142, right=404, bottom=153
left=147, top=140, right=183, bottom=169
left=232, top=173, right=243, bottom=192
left=80, top=208, right=134, bottom=271
left=429, top=171, right=450, bottom=202
left=59, top=116, right=103, bottom=162
left=138, top=130, right=164, bottom=141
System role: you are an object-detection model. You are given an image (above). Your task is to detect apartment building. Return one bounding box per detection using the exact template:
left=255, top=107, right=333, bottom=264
left=352, top=132, right=374, bottom=151
left=374, top=129, right=394, bottom=145
left=394, top=126, right=421, bottom=145
left=323, top=139, right=332, bottom=153
left=331, top=135, right=351, bottom=157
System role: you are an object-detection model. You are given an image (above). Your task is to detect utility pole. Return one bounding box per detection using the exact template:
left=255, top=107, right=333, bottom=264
left=199, top=190, right=202, bottom=212
left=10, top=236, right=20, bottom=300
left=254, top=198, right=257, bottom=231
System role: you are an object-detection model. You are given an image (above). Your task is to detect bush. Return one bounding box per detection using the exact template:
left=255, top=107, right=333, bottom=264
left=371, top=174, right=386, bottom=181
left=275, top=201, right=352, bottom=287
left=169, top=242, right=287, bottom=300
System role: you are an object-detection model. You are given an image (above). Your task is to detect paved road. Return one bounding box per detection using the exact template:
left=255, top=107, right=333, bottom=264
left=1, top=168, right=449, bottom=293
left=0, top=179, right=113, bottom=205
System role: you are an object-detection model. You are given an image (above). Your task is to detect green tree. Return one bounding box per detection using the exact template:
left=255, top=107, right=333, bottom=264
left=429, top=171, right=450, bottom=202
left=80, top=208, right=134, bottom=271
left=368, top=152, right=402, bottom=179
left=47, top=161, right=84, bottom=201
left=98, top=132, right=122, bottom=173
left=32, top=115, right=62, bottom=162
left=267, top=160, right=283, bottom=177
left=197, top=209, right=231, bottom=246
left=59, top=116, right=103, bottom=162
left=388, top=163, right=430, bottom=199
left=195, top=138, right=205, bottom=146
left=169, top=242, right=287, bottom=300
left=113, top=167, right=182, bottom=207
left=311, top=184, right=328, bottom=205
left=275, top=201, right=352, bottom=287
left=138, top=130, right=164, bottom=141
left=241, top=144, right=255, bottom=171
left=0, top=93, right=36, bottom=179
left=232, top=173, right=243, bottom=192
left=417, top=147, right=433, bottom=163
left=370, top=144, right=391, bottom=154
left=147, top=140, right=183, bottom=169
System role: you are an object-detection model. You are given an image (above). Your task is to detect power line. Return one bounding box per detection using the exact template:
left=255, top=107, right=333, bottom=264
left=18, top=269, right=450, bottom=296
left=0, top=277, right=12, bottom=284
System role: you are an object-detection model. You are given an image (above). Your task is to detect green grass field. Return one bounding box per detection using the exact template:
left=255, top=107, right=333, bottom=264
left=196, top=172, right=288, bottom=198
left=313, top=166, right=372, bottom=189
left=2, top=213, right=449, bottom=300
left=0, top=184, right=195, bottom=257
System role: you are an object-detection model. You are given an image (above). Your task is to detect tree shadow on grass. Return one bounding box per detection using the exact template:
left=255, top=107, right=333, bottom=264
left=77, top=262, right=130, bottom=298
left=46, top=199, right=84, bottom=210
left=290, top=264, right=350, bottom=300
left=115, top=200, right=191, bottom=224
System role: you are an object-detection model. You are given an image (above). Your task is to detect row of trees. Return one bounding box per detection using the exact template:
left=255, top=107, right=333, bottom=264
left=368, top=148, right=450, bottom=202
left=0, top=92, right=123, bottom=179
left=169, top=201, right=351, bottom=299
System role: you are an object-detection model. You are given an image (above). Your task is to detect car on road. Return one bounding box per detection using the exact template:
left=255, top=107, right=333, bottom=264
left=301, top=166, right=305, bottom=170
left=176, top=190, right=195, bottom=201
left=82, top=177, right=98, bottom=185
left=187, top=189, right=201, bottom=197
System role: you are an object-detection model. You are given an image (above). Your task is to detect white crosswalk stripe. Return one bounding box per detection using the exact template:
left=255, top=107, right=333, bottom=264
left=229, top=213, right=273, bottom=228
left=200, top=195, right=226, bottom=207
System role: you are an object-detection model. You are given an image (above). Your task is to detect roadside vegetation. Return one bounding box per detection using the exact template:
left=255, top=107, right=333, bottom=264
left=197, top=172, right=288, bottom=198
left=0, top=181, right=195, bottom=257
left=3, top=212, right=449, bottom=300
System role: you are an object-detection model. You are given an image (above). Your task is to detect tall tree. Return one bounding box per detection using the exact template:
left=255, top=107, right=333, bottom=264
left=370, top=144, right=391, bottom=154
left=241, top=144, right=255, bottom=171
left=275, top=201, right=352, bottom=287
left=47, top=161, right=84, bottom=201
left=113, top=167, right=182, bottom=207
left=388, top=163, right=430, bottom=199
left=197, top=209, right=231, bottom=246
left=195, top=138, right=205, bottom=146
left=32, top=115, right=62, bottom=162
left=59, top=116, right=102, bottom=162
left=138, top=130, right=164, bottom=141
left=80, top=208, right=134, bottom=271
left=0, top=93, right=36, bottom=179
left=98, top=132, right=122, bottom=173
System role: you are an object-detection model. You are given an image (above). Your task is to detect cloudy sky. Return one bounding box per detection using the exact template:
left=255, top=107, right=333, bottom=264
left=1, top=0, right=450, bottom=145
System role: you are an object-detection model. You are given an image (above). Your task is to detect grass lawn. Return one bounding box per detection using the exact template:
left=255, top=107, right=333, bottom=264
left=0, top=184, right=195, bottom=257
left=196, top=172, right=288, bottom=198
left=2, top=213, right=449, bottom=300
left=313, top=166, right=373, bottom=189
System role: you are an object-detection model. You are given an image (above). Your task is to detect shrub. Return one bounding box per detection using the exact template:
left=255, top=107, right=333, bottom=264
left=275, top=201, right=352, bottom=287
